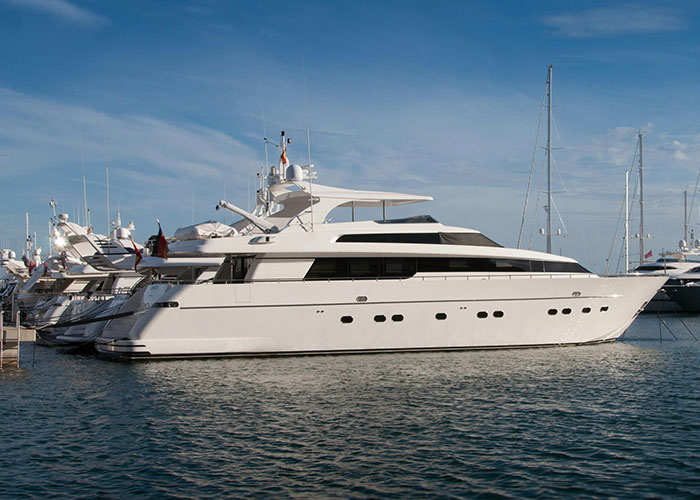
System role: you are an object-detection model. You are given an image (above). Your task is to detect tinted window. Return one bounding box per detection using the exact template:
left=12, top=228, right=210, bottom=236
left=384, top=258, right=416, bottom=277
left=304, top=257, right=590, bottom=280
left=544, top=261, right=590, bottom=273
left=348, top=258, right=382, bottom=278
left=337, top=232, right=501, bottom=247
left=305, top=258, right=348, bottom=279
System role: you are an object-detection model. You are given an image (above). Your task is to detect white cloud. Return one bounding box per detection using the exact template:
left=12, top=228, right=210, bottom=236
left=2, top=0, right=107, bottom=27
left=543, top=6, right=686, bottom=38
left=671, top=140, right=689, bottom=161
left=0, top=88, right=261, bottom=236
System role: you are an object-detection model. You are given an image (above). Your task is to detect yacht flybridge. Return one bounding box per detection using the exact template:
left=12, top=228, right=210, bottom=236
left=95, top=132, right=665, bottom=359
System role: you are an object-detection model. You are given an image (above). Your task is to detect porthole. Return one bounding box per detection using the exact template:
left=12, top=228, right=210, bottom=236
left=374, top=315, right=386, bottom=323
left=493, top=311, right=504, bottom=318
left=435, top=313, right=447, bottom=320
left=391, top=314, right=404, bottom=322
left=548, top=309, right=558, bottom=316
left=562, top=308, right=572, bottom=315
left=341, top=316, right=353, bottom=324
left=477, top=311, right=488, bottom=319
left=600, top=306, right=609, bottom=312
left=582, top=307, right=591, bottom=314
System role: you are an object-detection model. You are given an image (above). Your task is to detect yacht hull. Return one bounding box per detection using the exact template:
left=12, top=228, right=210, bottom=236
left=663, top=283, right=700, bottom=312
left=95, top=274, right=664, bottom=359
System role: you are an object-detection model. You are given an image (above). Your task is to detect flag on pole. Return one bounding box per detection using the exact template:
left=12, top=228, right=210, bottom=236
left=129, top=235, right=142, bottom=271
left=153, top=222, right=168, bottom=259
left=644, top=250, right=653, bottom=259
left=280, top=149, right=289, bottom=166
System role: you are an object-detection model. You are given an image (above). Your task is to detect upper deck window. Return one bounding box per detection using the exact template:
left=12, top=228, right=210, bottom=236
left=634, top=265, right=677, bottom=272
left=304, top=257, right=589, bottom=279
left=375, top=215, right=438, bottom=224
left=337, top=232, right=502, bottom=247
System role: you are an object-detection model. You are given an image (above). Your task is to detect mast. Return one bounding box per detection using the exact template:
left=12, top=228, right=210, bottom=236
left=638, top=132, right=644, bottom=263
left=25, top=212, right=30, bottom=258
left=546, top=64, right=553, bottom=254
left=684, top=189, right=688, bottom=244
left=624, top=170, right=629, bottom=272
left=106, top=164, right=110, bottom=234
left=80, top=132, right=88, bottom=228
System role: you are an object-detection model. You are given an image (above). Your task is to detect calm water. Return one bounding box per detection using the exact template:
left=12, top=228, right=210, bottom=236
left=1, top=316, right=699, bottom=499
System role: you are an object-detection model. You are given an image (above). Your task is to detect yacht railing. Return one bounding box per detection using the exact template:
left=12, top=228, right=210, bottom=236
left=151, top=273, right=600, bottom=286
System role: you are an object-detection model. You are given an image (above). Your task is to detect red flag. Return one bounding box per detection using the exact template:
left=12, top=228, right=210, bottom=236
left=644, top=250, right=653, bottom=259
left=28, top=259, right=36, bottom=274
left=154, top=222, right=168, bottom=259
left=129, top=235, right=142, bottom=271
left=280, top=149, right=288, bottom=166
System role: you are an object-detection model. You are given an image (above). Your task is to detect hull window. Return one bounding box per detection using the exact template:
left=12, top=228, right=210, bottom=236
left=341, top=316, right=353, bottom=324
left=548, top=309, right=558, bottom=316
left=374, top=315, right=386, bottom=322
left=435, top=313, right=447, bottom=320
left=493, top=311, right=504, bottom=318
left=562, top=308, right=572, bottom=315
left=582, top=307, right=591, bottom=313
left=477, top=311, right=488, bottom=318
left=391, top=314, right=404, bottom=322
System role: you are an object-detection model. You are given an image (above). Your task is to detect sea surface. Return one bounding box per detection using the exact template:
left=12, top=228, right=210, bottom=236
left=1, top=315, right=699, bottom=499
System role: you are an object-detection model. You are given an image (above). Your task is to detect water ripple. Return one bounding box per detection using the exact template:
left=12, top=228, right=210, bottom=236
left=2, top=315, right=700, bottom=498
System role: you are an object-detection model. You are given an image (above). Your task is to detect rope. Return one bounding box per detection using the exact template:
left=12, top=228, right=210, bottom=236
left=518, top=82, right=548, bottom=249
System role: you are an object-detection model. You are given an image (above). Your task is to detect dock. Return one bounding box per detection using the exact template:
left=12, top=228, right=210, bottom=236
left=1, top=312, right=35, bottom=369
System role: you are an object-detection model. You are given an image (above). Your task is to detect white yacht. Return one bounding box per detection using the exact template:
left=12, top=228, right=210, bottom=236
left=95, top=136, right=665, bottom=359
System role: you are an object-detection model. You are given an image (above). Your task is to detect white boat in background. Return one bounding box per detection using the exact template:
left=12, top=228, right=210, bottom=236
left=95, top=132, right=664, bottom=360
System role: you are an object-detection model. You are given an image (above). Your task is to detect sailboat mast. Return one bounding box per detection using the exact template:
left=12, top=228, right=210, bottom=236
left=80, top=133, right=88, bottom=228
left=638, top=132, right=644, bottom=263
left=25, top=212, right=30, bottom=257
left=624, top=170, right=629, bottom=272
left=106, top=165, right=110, bottom=234
left=684, top=189, right=688, bottom=244
left=546, top=64, right=553, bottom=254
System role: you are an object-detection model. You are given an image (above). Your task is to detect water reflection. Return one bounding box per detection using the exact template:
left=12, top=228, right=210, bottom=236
left=1, top=315, right=699, bottom=498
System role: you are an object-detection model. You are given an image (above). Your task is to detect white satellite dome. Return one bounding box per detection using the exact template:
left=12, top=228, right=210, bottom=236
left=286, top=164, right=304, bottom=182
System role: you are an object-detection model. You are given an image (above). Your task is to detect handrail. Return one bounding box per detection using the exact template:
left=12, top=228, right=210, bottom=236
left=151, top=272, right=598, bottom=286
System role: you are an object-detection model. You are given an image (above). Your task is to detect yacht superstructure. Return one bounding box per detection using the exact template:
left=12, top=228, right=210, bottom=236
left=96, top=134, right=665, bottom=359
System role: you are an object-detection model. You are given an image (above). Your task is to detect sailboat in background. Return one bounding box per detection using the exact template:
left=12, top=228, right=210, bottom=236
left=518, top=65, right=567, bottom=255
left=617, top=135, right=700, bottom=312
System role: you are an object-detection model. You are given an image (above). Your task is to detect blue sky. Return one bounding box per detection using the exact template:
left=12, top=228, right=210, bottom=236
left=2, top=0, right=700, bottom=272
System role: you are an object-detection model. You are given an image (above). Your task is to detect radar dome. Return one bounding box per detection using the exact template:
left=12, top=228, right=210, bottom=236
left=286, top=164, right=304, bottom=182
